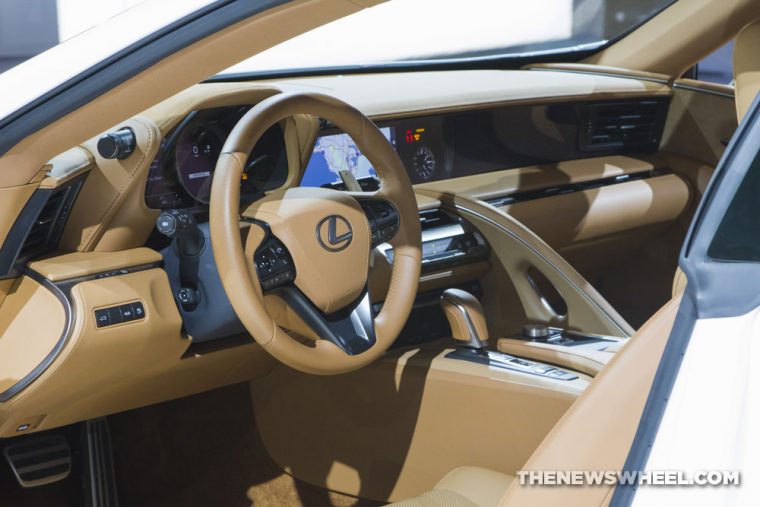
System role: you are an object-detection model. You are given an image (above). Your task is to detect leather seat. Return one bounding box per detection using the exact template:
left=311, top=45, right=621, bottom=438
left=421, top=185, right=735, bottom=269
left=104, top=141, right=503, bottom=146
left=391, top=467, right=513, bottom=507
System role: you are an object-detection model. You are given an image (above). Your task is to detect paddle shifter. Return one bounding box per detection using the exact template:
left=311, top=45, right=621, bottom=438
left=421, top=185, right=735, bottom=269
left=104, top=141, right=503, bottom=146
left=440, top=289, right=489, bottom=351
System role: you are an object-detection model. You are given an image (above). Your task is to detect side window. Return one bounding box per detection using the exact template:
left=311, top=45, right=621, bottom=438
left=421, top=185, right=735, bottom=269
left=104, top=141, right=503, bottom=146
left=695, top=40, right=735, bottom=84
left=708, top=154, right=760, bottom=261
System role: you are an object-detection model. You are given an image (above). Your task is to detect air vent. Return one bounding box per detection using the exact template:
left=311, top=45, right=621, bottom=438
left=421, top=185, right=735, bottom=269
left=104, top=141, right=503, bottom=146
left=18, top=188, right=69, bottom=260
left=419, top=208, right=458, bottom=230
left=578, top=99, right=668, bottom=152
left=0, top=176, right=84, bottom=278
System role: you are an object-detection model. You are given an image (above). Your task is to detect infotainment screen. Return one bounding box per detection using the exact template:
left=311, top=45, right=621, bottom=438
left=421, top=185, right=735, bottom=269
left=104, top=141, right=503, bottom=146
left=301, top=127, right=395, bottom=187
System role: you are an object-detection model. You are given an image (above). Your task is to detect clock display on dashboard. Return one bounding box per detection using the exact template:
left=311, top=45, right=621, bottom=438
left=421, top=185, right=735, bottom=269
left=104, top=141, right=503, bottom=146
left=412, top=146, right=436, bottom=180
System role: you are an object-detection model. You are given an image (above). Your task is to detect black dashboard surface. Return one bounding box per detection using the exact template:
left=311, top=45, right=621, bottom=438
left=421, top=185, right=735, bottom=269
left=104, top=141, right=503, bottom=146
left=304, top=97, right=670, bottom=190
left=145, top=97, right=670, bottom=209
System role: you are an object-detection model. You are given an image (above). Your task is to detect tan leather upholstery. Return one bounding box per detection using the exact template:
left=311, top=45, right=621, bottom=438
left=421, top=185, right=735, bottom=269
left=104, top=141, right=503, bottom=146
left=501, top=295, right=680, bottom=505
left=440, top=289, right=489, bottom=345
left=390, top=467, right=514, bottom=507
left=243, top=187, right=371, bottom=314
left=586, top=0, right=760, bottom=77
left=210, top=92, right=421, bottom=375
left=28, top=248, right=161, bottom=282
left=390, top=295, right=681, bottom=506
left=672, top=267, right=688, bottom=296
left=60, top=117, right=160, bottom=252
left=734, top=21, right=760, bottom=123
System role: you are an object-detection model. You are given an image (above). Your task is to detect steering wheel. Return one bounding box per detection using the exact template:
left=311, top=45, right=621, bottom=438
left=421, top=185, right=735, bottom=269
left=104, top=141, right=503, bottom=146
left=209, top=92, right=421, bottom=375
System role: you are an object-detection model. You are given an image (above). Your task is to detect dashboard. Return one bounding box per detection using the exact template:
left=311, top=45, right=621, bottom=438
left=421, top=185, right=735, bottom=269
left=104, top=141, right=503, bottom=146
left=144, top=97, right=670, bottom=209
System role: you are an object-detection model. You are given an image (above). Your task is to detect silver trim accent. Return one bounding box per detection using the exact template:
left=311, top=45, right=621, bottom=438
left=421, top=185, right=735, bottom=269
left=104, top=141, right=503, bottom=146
left=3, top=435, right=71, bottom=487
left=672, top=82, right=735, bottom=99
left=376, top=223, right=465, bottom=256
left=440, top=290, right=488, bottom=349
left=527, top=66, right=671, bottom=85
left=451, top=203, right=631, bottom=337
left=523, top=324, right=551, bottom=339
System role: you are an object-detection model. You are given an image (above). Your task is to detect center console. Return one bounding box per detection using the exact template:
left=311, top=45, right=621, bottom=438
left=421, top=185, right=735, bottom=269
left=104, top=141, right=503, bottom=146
left=378, top=208, right=489, bottom=273
left=379, top=209, right=491, bottom=349
left=497, top=325, right=624, bottom=377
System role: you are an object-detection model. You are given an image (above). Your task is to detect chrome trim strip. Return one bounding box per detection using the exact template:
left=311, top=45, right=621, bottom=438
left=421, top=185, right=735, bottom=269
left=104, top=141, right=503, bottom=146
left=451, top=203, right=631, bottom=337
left=672, top=82, right=735, bottom=99
left=376, top=223, right=465, bottom=255
left=527, top=67, right=671, bottom=85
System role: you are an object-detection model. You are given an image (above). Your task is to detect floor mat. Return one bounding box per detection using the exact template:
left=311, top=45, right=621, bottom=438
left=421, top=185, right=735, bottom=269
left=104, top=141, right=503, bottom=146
left=108, top=382, right=381, bottom=507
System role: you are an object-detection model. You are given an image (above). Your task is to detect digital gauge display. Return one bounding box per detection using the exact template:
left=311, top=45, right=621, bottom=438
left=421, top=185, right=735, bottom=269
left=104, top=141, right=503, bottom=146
left=175, top=125, right=224, bottom=204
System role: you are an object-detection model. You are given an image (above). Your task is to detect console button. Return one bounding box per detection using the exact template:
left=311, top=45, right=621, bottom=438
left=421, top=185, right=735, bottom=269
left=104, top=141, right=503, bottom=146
left=107, top=307, right=124, bottom=325
left=120, top=304, right=135, bottom=322
left=95, top=309, right=111, bottom=328
left=131, top=302, right=145, bottom=319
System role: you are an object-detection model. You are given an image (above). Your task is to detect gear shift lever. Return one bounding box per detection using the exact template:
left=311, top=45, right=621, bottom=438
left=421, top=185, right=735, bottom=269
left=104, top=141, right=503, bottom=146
left=440, top=289, right=489, bottom=350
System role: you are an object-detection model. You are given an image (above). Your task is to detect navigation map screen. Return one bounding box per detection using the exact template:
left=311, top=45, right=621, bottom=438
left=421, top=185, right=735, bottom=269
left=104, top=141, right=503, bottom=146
left=301, top=127, right=395, bottom=187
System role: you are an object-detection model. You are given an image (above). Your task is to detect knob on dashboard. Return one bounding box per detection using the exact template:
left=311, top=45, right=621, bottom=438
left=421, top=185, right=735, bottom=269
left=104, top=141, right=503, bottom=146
left=522, top=324, right=551, bottom=340
left=97, top=128, right=136, bottom=159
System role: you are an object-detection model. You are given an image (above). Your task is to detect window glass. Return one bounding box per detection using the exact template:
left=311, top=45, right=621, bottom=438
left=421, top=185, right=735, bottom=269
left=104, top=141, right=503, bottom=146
left=696, top=40, right=734, bottom=84
left=708, top=154, right=760, bottom=261
left=221, top=0, right=678, bottom=76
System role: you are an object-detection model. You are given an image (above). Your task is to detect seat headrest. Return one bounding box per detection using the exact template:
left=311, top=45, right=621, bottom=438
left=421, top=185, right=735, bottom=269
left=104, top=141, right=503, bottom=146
left=734, top=21, right=760, bottom=122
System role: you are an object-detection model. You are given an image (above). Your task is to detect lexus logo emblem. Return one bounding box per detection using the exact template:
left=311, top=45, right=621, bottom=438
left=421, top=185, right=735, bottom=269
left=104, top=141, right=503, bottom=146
left=316, top=215, right=353, bottom=252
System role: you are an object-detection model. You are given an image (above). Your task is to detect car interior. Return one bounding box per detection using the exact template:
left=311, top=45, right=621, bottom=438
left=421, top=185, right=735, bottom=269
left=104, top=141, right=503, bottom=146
left=0, top=1, right=758, bottom=505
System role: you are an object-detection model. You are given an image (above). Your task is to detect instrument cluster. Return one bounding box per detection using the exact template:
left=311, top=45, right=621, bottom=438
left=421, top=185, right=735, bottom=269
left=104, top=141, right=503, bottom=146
left=144, top=106, right=289, bottom=210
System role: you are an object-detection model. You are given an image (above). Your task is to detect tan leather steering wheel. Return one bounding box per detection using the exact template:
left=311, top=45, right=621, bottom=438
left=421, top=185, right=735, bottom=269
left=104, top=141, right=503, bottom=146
left=210, top=92, right=421, bottom=375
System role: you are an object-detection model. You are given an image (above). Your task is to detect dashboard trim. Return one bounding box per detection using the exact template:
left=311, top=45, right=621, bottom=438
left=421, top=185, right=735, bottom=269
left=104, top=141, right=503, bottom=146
left=672, top=81, right=735, bottom=99
left=0, top=262, right=162, bottom=403
left=450, top=203, right=632, bottom=337
left=484, top=168, right=671, bottom=208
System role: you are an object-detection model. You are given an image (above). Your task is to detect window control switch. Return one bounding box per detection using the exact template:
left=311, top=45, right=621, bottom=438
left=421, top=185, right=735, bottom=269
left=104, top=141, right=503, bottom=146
left=107, top=307, right=123, bottom=325
left=95, top=301, right=146, bottom=328
left=95, top=309, right=110, bottom=328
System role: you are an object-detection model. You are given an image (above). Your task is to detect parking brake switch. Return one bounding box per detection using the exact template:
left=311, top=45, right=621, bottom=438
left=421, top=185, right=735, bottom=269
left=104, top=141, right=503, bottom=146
left=156, top=209, right=205, bottom=311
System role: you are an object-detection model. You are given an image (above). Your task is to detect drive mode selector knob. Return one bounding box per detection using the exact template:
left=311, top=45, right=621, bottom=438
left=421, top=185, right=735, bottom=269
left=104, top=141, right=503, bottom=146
left=97, top=128, right=136, bottom=159
left=523, top=324, right=551, bottom=340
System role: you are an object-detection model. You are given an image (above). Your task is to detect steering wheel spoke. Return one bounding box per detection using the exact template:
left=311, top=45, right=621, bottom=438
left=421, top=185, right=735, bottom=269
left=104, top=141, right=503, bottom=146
left=247, top=220, right=297, bottom=292
left=276, top=285, right=376, bottom=355
left=357, top=198, right=400, bottom=247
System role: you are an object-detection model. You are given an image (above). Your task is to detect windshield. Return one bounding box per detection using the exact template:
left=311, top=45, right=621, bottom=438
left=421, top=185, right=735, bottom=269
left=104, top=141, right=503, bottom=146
left=0, top=0, right=216, bottom=122
left=220, top=0, right=677, bottom=77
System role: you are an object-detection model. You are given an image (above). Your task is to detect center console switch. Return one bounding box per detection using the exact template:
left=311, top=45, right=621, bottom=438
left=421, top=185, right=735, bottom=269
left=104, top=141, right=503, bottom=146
left=445, top=348, right=579, bottom=381
left=519, top=324, right=618, bottom=347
